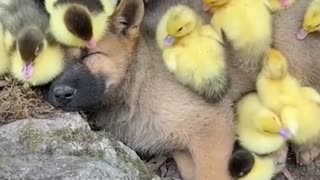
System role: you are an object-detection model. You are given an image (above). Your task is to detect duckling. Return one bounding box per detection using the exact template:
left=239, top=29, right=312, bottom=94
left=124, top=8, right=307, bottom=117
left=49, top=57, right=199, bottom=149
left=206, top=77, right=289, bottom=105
left=256, top=48, right=320, bottom=147
left=229, top=143, right=276, bottom=180
left=236, top=93, right=290, bottom=155
left=204, top=0, right=272, bottom=73
left=10, top=28, right=64, bottom=88
left=0, top=0, right=64, bottom=88
left=156, top=5, right=228, bottom=102
left=296, top=0, right=320, bottom=40
left=45, top=0, right=118, bottom=50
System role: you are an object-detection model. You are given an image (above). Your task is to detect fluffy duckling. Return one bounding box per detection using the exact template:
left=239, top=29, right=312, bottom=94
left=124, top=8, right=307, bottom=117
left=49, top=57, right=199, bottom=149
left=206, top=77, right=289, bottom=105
left=203, top=0, right=272, bottom=72
left=229, top=143, right=276, bottom=180
left=156, top=5, right=228, bottom=102
left=296, top=0, right=320, bottom=40
left=10, top=28, right=64, bottom=88
left=236, top=93, right=290, bottom=155
left=45, top=0, right=118, bottom=50
left=0, top=0, right=64, bottom=88
left=256, top=48, right=320, bottom=146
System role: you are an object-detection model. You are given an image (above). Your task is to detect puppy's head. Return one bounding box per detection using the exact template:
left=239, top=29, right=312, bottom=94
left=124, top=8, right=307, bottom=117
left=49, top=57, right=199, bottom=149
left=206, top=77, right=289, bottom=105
left=46, top=0, right=145, bottom=111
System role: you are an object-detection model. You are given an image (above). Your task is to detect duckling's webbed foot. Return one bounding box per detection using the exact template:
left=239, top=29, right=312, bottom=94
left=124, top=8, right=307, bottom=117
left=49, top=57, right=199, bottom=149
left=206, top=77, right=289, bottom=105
left=293, top=144, right=320, bottom=165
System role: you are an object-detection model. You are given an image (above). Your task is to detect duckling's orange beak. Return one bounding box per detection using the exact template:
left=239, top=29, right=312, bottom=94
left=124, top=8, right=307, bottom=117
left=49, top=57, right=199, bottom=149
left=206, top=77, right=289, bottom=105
left=22, top=63, right=34, bottom=79
left=296, top=28, right=310, bottom=40
left=86, top=39, right=97, bottom=50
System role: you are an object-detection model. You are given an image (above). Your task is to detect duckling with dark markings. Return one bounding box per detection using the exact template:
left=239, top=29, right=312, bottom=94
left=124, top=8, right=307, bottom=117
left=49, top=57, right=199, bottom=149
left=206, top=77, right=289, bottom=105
left=0, top=0, right=65, bottom=88
left=45, top=0, right=118, bottom=51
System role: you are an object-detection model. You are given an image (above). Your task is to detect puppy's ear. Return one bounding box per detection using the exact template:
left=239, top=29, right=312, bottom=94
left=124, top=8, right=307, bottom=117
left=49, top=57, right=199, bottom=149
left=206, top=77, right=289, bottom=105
left=112, top=0, right=145, bottom=38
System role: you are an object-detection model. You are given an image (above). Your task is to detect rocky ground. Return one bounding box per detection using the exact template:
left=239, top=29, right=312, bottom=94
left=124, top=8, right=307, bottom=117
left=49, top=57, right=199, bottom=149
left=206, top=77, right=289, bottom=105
left=0, top=113, right=156, bottom=180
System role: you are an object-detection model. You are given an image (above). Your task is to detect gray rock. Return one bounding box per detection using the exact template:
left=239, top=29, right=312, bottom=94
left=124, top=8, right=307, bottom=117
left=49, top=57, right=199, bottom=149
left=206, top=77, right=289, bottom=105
left=0, top=113, right=153, bottom=180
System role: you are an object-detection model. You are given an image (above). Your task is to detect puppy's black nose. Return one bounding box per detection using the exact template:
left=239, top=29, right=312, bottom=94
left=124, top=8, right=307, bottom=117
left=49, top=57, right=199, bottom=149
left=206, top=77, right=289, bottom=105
left=53, top=85, right=76, bottom=103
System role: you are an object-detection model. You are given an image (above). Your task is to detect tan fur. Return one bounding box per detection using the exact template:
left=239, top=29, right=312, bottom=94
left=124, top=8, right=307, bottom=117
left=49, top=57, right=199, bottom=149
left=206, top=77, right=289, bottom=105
left=64, top=0, right=320, bottom=179
left=173, top=151, right=195, bottom=180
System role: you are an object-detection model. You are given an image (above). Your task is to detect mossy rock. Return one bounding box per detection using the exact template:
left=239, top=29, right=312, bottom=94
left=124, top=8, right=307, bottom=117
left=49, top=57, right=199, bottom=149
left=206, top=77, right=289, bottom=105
left=0, top=113, right=153, bottom=179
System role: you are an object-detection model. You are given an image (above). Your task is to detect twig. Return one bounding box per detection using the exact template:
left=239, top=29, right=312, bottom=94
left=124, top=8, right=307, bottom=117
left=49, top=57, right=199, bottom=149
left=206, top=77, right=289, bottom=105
left=282, top=167, right=295, bottom=180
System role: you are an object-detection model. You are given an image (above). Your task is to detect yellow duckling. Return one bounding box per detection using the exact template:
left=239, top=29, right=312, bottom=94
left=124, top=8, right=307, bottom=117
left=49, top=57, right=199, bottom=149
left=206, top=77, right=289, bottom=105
left=296, top=0, right=320, bottom=40
left=236, top=93, right=290, bottom=155
left=256, top=48, right=320, bottom=146
left=229, top=144, right=276, bottom=180
left=156, top=5, right=228, bottom=102
left=203, top=0, right=272, bottom=72
left=10, top=28, right=65, bottom=88
left=45, top=0, right=118, bottom=50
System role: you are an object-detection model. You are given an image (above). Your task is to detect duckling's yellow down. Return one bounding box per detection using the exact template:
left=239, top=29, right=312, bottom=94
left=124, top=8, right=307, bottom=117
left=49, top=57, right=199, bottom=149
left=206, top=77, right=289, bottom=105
left=0, top=24, right=13, bottom=76
left=257, top=48, right=320, bottom=145
left=209, top=0, right=272, bottom=70
left=10, top=43, right=64, bottom=86
left=239, top=154, right=275, bottom=180
left=236, top=93, right=286, bottom=154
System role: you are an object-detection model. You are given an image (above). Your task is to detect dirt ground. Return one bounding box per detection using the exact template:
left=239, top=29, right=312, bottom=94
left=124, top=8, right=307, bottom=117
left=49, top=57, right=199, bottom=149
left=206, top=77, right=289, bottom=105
left=146, top=153, right=320, bottom=180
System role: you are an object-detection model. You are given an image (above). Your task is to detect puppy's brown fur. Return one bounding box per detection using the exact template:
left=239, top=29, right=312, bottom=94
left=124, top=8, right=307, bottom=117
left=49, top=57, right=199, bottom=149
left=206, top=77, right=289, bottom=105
left=61, top=0, right=320, bottom=179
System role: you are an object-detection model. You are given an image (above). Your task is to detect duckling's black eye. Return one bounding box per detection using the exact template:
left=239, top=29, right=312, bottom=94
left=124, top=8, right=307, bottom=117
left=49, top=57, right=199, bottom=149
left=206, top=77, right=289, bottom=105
left=177, top=27, right=183, bottom=32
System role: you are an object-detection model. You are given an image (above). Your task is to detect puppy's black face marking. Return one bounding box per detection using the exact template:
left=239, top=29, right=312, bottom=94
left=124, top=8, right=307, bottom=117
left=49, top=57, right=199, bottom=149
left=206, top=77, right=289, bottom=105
left=45, top=60, right=106, bottom=112
left=64, top=6, right=93, bottom=41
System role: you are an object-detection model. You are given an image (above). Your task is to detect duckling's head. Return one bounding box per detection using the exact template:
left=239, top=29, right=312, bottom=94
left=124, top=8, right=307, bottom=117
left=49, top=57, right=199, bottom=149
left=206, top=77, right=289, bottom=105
left=64, top=5, right=97, bottom=50
left=202, top=0, right=230, bottom=11
left=16, top=27, right=47, bottom=79
left=166, top=6, right=199, bottom=37
left=303, top=5, right=320, bottom=32
left=164, top=5, right=200, bottom=46
left=228, top=148, right=255, bottom=178
left=258, top=113, right=283, bottom=134
left=297, top=6, right=320, bottom=40
left=261, top=49, right=288, bottom=80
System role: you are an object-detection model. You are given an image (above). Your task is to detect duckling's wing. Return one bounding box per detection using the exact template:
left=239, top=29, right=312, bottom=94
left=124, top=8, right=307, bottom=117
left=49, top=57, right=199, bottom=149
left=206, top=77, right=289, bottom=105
left=199, top=25, right=223, bottom=43
left=301, top=87, right=320, bottom=105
